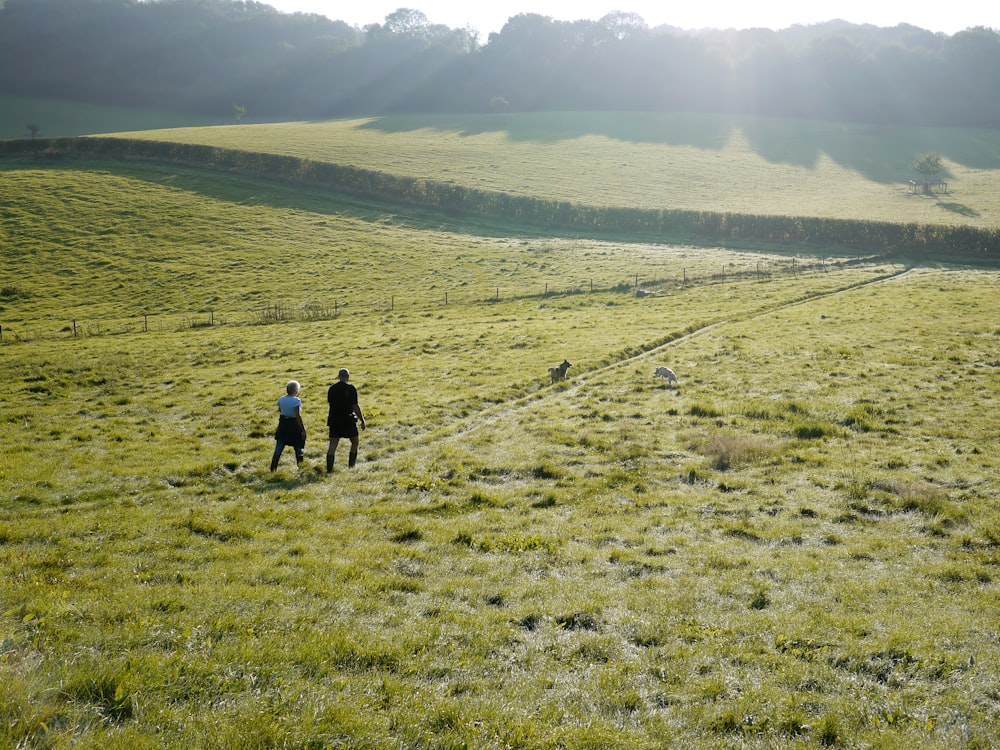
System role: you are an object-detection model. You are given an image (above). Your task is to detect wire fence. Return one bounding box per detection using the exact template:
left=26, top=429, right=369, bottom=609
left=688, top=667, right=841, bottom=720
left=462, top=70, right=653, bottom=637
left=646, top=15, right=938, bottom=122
left=0, top=254, right=881, bottom=344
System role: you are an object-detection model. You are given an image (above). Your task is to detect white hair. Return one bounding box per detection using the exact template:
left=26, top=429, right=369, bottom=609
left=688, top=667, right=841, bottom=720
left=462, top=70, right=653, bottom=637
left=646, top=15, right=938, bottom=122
left=286, top=380, right=300, bottom=395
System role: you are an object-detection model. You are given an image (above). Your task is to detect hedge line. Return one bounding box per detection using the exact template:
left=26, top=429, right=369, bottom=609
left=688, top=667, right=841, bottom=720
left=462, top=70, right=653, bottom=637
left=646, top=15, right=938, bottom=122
left=4, top=136, right=998, bottom=257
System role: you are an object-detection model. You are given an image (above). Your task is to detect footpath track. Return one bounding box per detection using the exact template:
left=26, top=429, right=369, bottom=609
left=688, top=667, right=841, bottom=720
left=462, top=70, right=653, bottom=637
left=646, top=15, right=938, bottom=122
left=371, top=266, right=914, bottom=460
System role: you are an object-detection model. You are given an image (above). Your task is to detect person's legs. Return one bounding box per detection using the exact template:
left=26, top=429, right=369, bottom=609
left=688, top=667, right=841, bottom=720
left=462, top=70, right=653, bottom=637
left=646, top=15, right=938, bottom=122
left=271, top=442, right=285, bottom=472
left=326, top=437, right=341, bottom=472
left=348, top=436, right=360, bottom=468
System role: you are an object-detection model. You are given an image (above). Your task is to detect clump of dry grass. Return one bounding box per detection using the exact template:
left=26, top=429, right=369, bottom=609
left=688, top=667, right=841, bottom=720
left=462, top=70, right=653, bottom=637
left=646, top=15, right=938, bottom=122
left=873, top=479, right=962, bottom=520
left=691, top=430, right=784, bottom=470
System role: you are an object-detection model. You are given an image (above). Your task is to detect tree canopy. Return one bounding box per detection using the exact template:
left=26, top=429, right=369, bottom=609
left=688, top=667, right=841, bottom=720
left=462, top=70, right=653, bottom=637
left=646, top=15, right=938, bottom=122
left=0, top=0, right=998, bottom=126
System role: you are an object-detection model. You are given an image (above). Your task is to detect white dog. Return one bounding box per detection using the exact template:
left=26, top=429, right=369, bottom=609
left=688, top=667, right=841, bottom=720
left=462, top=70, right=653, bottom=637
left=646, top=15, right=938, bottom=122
left=654, top=366, right=678, bottom=385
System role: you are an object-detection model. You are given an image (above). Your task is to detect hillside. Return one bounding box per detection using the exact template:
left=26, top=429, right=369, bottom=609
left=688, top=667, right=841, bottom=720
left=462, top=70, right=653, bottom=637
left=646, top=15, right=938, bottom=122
left=2, top=124, right=999, bottom=748
left=112, top=112, right=1000, bottom=230
left=0, top=95, right=231, bottom=140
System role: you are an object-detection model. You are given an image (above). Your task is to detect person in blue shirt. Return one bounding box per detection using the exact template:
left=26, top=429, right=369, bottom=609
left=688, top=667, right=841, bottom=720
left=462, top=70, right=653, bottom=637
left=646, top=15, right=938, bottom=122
left=271, top=380, right=306, bottom=471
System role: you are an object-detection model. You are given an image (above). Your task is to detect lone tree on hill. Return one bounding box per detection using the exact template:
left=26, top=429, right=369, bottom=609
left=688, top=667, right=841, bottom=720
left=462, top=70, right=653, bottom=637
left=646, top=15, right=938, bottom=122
left=913, top=152, right=944, bottom=193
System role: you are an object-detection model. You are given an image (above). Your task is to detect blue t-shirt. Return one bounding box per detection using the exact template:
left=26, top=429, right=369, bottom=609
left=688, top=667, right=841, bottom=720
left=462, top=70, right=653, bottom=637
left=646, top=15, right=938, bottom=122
left=277, top=394, right=302, bottom=418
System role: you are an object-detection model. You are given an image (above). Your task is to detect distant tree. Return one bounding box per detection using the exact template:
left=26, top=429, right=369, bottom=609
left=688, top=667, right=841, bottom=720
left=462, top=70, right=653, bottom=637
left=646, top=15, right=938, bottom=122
left=800, top=36, right=867, bottom=121
left=1, top=3, right=999, bottom=124
left=913, top=152, right=944, bottom=192
left=436, top=25, right=479, bottom=54
left=383, top=8, right=429, bottom=38
left=233, top=104, right=246, bottom=124
left=941, top=27, right=1000, bottom=125
left=598, top=11, right=647, bottom=41
left=26, top=123, right=40, bottom=138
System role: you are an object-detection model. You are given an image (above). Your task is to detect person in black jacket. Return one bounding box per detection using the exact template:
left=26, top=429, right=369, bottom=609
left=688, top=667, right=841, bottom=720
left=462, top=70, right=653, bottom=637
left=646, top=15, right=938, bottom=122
left=326, top=368, right=366, bottom=472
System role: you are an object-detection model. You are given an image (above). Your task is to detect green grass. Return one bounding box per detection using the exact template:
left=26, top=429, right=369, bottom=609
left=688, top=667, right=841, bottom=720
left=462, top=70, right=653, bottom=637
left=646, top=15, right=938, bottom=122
left=1, top=136, right=999, bottom=748
left=112, top=111, right=1000, bottom=228
left=0, top=95, right=230, bottom=140
left=0, top=159, right=861, bottom=337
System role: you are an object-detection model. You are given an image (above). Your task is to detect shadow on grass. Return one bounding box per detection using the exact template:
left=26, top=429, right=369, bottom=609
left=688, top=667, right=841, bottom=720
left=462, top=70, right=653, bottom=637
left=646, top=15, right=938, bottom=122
left=0, top=159, right=537, bottom=241
left=936, top=201, right=981, bottom=218
left=255, top=464, right=330, bottom=490
left=358, top=111, right=1000, bottom=184
left=359, top=111, right=733, bottom=150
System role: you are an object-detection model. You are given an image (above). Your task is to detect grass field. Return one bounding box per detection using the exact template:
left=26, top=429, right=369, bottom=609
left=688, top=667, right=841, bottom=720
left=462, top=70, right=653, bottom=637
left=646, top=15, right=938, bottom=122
left=112, top=111, right=1000, bottom=229
left=0, top=95, right=229, bottom=141
left=0, top=159, right=856, bottom=338
left=1, top=120, right=999, bottom=748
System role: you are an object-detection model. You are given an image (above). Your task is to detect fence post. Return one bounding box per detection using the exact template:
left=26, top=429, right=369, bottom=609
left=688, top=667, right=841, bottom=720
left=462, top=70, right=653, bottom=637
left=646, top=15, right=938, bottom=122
left=683, top=268, right=687, bottom=285
left=73, top=319, right=77, bottom=337
left=210, top=311, right=214, bottom=326
left=545, top=282, right=548, bottom=295
left=391, top=296, right=394, bottom=311
left=590, top=279, right=593, bottom=292
left=496, top=287, right=499, bottom=300
left=144, top=314, right=148, bottom=333
left=445, top=292, right=448, bottom=306
left=0, top=324, right=3, bottom=342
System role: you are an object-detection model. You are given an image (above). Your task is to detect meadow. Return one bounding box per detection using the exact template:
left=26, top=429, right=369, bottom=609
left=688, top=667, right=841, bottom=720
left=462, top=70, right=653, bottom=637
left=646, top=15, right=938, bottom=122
left=0, top=95, right=230, bottom=141
left=0, top=160, right=850, bottom=338
left=1, top=123, right=1000, bottom=748
left=114, top=111, right=1000, bottom=229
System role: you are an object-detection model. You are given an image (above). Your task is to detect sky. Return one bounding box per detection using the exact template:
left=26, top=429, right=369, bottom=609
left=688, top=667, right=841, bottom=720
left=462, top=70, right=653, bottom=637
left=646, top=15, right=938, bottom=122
left=261, top=0, right=994, bottom=37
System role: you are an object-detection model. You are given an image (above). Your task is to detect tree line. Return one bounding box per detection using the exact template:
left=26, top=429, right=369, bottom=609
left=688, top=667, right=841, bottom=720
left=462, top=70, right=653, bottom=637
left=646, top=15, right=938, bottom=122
left=0, top=0, right=998, bottom=127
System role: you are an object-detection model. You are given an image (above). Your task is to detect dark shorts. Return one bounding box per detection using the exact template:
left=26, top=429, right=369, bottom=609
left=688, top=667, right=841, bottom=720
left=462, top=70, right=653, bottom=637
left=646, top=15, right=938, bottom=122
left=275, top=417, right=305, bottom=449
left=329, top=418, right=359, bottom=440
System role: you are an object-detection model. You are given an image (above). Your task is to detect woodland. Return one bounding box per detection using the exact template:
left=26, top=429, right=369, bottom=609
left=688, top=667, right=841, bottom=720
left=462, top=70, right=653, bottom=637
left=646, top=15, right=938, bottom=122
left=0, top=0, right=998, bottom=126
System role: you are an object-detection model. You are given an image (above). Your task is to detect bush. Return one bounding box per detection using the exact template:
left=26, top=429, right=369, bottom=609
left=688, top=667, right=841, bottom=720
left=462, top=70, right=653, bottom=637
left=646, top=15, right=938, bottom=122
left=792, top=421, right=834, bottom=439
left=688, top=402, right=723, bottom=418
left=843, top=402, right=887, bottom=431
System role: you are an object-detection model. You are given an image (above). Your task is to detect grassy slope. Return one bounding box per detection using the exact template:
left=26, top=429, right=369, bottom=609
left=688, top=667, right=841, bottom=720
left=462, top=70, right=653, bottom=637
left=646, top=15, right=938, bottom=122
left=0, top=95, right=229, bottom=140
left=2, top=265, right=998, bottom=748
left=112, top=112, right=1000, bottom=229
left=1, top=160, right=834, bottom=333
left=1, top=157, right=999, bottom=747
